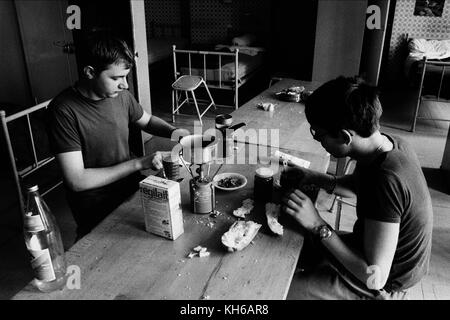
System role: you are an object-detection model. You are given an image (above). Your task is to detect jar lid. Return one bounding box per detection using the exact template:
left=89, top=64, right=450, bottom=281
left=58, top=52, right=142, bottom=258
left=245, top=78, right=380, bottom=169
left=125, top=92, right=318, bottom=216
left=255, top=167, right=274, bottom=178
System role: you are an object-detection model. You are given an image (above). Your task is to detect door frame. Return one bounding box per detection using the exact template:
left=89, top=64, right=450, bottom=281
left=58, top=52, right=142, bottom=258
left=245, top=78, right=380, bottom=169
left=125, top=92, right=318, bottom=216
left=129, top=0, right=152, bottom=146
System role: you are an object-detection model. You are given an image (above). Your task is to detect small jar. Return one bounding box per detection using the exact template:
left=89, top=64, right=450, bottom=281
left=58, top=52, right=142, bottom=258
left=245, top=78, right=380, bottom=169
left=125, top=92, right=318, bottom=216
left=254, top=167, right=274, bottom=203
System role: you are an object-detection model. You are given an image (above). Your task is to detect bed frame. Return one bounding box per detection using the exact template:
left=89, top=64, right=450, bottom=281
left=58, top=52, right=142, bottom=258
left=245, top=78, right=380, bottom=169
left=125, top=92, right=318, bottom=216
left=1, top=100, right=62, bottom=215
left=412, top=57, right=450, bottom=131
left=406, top=34, right=450, bottom=132
left=172, top=45, right=264, bottom=110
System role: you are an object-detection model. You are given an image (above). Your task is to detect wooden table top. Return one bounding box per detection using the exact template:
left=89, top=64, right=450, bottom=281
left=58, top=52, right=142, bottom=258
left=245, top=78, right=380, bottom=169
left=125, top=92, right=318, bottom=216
left=12, top=144, right=329, bottom=300
left=231, top=79, right=324, bottom=154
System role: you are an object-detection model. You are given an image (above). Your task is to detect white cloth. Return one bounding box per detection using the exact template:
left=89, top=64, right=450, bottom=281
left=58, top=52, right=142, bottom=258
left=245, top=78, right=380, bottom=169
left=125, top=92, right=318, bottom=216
left=214, top=44, right=264, bottom=56
left=231, top=33, right=256, bottom=47
left=408, top=38, right=450, bottom=60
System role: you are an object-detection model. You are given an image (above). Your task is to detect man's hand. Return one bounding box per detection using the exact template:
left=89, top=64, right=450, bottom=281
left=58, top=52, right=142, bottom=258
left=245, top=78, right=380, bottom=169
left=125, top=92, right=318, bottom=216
left=280, top=166, right=319, bottom=188
left=171, top=128, right=190, bottom=142
left=137, top=152, right=163, bottom=171
left=282, top=189, right=326, bottom=232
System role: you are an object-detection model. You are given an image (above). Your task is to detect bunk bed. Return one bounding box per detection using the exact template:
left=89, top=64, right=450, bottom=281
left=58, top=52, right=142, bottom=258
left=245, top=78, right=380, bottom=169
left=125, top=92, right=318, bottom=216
left=172, top=34, right=266, bottom=110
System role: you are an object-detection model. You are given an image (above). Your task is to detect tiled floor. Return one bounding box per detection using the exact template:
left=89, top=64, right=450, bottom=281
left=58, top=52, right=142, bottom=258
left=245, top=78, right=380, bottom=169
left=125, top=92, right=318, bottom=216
left=0, top=85, right=449, bottom=300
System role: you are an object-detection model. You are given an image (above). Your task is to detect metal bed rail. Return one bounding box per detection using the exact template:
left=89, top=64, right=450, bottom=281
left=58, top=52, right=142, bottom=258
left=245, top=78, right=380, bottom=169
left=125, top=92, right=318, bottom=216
left=411, top=57, right=450, bottom=132
left=1, top=99, right=62, bottom=215
left=173, top=45, right=240, bottom=110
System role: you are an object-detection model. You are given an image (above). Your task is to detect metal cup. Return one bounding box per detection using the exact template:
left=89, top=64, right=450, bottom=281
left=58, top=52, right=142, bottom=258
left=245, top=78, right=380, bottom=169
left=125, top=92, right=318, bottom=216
left=162, top=156, right=180, bottom=181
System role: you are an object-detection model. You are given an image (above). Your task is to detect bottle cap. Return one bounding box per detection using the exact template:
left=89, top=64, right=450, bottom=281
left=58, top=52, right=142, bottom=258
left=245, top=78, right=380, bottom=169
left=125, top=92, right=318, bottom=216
left=27, top=185, right=39, bottom=192
left=255, top=167, right=274, bottom=178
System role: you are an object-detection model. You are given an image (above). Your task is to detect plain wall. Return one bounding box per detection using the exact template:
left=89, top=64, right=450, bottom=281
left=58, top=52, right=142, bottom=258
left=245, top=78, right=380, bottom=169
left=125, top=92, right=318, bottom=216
left=312, top=0, right=368, bottom=82
left=0, top=0, right=32, bottom=110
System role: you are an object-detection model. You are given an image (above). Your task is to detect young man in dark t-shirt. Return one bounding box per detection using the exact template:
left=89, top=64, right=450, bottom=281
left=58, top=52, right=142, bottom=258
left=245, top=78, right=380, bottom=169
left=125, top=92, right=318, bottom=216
left=47, top=33, right=190, bottom=239
left=281, top=77, right=433, bottom=299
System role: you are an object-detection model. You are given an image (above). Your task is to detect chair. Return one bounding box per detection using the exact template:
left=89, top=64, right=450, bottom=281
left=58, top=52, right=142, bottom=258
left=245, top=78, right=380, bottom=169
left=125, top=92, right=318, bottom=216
left=410, top=57, right=450, bottom=132
left=171, top=75, right=216, bottom=126
left=329, top=157, right=356, bottom=230
left=1, top=100, right=63, bottom=216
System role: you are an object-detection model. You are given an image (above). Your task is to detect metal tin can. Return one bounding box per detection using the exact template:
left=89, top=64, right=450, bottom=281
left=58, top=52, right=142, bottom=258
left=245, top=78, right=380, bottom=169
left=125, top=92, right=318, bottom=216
left=190, top=177, right=215, bottom=214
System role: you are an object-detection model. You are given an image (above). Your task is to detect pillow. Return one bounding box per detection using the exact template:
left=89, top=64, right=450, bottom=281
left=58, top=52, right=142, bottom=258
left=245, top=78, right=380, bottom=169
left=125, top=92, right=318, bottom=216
left=214, top=44, right=264, bottom=56
left=409, top=38, right=450, bottom=60
left=231, top=33, right=256, bottom=47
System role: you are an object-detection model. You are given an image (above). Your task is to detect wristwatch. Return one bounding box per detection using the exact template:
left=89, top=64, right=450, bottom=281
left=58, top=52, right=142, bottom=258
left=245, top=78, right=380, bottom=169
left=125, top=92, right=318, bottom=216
left=315, top=224, right=333, bottom=240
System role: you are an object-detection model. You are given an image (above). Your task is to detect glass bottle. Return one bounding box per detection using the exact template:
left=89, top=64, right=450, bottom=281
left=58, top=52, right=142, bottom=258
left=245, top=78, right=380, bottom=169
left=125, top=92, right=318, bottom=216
left=23, top=185, right=67, bottom=292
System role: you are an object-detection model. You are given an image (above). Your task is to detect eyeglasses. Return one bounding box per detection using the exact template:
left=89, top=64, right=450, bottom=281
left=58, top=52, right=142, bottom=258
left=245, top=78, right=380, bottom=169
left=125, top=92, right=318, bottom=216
left=310, top=127, right=328, bottom=141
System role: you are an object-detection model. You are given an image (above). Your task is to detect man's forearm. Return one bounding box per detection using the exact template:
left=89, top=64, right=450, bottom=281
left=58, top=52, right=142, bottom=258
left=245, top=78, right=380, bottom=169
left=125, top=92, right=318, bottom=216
left=68, top=159, right=141, bottom=192
left=143, top=115, right=177, bottom=138
left=320, top=232, right=377, bottom=290
left=314, top=172, right=356, bottom=198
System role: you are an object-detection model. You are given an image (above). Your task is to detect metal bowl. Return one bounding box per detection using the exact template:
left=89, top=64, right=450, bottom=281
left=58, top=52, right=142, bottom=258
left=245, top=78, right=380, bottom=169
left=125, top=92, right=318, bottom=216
left=275, top=86, right=304, bottom=102
left=215, top=114, right=233, bottom=128
left=275, top=92, right=301, bottom=102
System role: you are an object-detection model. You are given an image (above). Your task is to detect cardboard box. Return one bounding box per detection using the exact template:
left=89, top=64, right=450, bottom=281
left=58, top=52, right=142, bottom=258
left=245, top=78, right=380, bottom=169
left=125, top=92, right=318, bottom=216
left=139, top=175, right=184, bottom=240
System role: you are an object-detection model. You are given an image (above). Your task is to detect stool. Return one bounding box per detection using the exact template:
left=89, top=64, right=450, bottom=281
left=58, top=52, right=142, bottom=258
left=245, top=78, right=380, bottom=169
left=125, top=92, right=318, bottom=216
left=328, top=157, right=356, bottom=230
left=171, top=75, right=216, bottom=126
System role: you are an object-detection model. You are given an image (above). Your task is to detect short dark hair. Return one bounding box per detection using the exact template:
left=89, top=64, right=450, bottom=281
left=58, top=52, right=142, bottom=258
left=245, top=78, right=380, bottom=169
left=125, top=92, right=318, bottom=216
left=305, top=76, right=382, bottom=138
left=78, top=31, right=135, bottom=72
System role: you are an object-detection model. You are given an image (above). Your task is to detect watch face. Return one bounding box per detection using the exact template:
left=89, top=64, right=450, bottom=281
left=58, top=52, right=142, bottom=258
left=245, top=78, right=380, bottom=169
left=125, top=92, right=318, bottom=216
left=319, top=226, right=332, bottom=239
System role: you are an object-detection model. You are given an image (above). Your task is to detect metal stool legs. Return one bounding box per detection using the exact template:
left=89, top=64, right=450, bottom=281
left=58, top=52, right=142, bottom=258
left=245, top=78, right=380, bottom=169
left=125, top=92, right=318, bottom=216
left=190, top=90, right=203, bottom=126
left=328, top=158, right=356, bottom=231
left=171, top=78, right=215, bottom=126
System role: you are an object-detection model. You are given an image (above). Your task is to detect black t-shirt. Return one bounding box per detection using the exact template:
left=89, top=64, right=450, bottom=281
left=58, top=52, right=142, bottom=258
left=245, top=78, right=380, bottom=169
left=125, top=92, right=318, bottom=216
left=46, top=87, right=145, bottom=235
left=47, top=86, right=144, bottom=168
left=353, top=134, right=433, bottom=292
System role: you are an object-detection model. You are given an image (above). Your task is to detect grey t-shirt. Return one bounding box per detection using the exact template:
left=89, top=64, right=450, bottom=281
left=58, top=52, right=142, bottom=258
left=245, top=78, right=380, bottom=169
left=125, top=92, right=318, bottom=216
left=353, top=134, right=433, bottom=292
left=47, top=87, right=144, bottom=168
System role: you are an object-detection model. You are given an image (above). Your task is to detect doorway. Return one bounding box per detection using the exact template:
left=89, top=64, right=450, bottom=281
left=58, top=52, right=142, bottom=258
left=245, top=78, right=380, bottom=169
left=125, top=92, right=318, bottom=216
left=359, top=0, right=395, bottom=87
left=15, top=0, right=79, bottom=104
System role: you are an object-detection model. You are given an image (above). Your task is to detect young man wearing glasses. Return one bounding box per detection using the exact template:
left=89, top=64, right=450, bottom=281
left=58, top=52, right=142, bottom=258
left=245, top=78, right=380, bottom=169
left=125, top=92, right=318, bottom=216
left=282, top=76, right=433, bottom=299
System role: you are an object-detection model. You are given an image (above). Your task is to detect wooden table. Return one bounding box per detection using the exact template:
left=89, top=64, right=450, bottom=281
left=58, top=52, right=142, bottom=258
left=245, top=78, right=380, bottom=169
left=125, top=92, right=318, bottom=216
left=13, top=79, right=330, bottom=300
left=231, top=79, right=324, bottom=154
left=12, top=144, right=329, bottom=300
